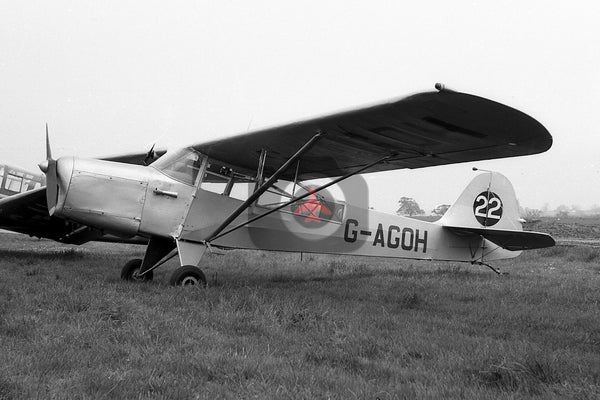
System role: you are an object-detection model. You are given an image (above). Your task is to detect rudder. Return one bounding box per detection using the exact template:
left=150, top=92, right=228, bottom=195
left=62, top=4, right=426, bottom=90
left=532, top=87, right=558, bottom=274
left=439, top=172, right=522, bottom=230
left=439, top=172, right=554, bottom=251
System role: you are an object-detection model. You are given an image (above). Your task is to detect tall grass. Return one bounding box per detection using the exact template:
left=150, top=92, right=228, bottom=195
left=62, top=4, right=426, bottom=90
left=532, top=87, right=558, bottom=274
left=0, top=234, right=598, bottom=399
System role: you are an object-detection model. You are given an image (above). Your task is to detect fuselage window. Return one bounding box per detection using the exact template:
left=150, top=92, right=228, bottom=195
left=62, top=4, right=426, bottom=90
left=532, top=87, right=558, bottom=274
left=21, top=179, right=35, bottom=192
left=200, top=159, right=255, bottom=199
left=5, top=174, right=23, bottom=192
left=150, top=148, right=203, bottom=186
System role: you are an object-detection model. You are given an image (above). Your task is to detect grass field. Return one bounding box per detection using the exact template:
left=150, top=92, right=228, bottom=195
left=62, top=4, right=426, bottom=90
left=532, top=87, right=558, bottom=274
left=0, top=232, right=599, bottom=399
left=525, top=216, right=600, bottom=241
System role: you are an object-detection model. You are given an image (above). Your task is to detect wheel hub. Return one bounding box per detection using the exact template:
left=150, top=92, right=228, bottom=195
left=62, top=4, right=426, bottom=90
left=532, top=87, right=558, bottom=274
left=132, top=269, right=145, bottom=281
left=181, top=276, right=199, bottom=286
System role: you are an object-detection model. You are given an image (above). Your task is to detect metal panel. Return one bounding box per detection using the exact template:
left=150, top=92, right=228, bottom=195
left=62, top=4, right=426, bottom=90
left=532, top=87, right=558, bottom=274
left=64, top=170, right=147, bottom=235
left=139, top=177, right=194, bottom=237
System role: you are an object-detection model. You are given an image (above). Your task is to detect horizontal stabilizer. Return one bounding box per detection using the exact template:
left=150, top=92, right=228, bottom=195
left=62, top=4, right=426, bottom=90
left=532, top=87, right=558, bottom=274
left=445, top=226, right=555, bottom=251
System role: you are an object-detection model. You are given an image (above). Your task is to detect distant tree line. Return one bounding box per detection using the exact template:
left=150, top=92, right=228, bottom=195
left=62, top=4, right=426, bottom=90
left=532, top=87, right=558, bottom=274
left=396, top=197, right=600, bottom=219
left=396, top=197, right=451, bottom=217
left=396, top=197, right=423, bottom=216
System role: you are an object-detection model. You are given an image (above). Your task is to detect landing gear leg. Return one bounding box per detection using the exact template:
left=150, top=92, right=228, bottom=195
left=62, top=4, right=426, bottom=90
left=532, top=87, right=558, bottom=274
left=168, top=240, right=209, bottom=287
left=121, top=237, right=176, bottom=283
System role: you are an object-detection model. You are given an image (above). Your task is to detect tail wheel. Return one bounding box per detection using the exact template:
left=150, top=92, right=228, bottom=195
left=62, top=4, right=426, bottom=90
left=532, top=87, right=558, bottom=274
left=121, top=258, right=153, bottom=282
left=169, top=266, right=207, bottom=287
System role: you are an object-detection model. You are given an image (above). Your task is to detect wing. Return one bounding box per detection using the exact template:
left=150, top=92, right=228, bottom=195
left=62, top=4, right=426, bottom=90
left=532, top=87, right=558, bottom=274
left=192, top=88, right=552, bottom=180
left=294, top=204, right=310, bottom=214
left=318, top=204, right=331, bottom=215
left=101, top=149, right=167, bottom=165
left=0, top=188, right=78, bottom=241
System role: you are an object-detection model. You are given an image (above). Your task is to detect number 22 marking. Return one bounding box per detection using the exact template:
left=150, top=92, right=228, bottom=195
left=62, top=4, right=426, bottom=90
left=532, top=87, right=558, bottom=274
left=474, top=194, right=501, bottom=220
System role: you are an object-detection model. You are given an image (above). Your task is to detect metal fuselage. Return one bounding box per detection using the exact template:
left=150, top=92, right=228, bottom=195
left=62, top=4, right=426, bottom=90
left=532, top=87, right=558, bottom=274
left=50, top=155, right=515, bottom=263
left=50, top=157, right=193, bottom=239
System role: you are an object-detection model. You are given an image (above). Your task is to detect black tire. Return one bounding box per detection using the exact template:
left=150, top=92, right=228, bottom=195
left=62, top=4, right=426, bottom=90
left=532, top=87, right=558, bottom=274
left=169, top=266, right=207, bottom=287
left=120, top=258, right=153, bottom=282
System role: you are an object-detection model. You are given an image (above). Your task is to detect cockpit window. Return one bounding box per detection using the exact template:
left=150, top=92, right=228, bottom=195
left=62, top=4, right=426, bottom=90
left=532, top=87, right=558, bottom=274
left=150, top=147, right=203, bottom=185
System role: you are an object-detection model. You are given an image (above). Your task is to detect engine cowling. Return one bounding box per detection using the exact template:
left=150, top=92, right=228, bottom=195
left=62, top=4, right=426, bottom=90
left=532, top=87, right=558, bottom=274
left=41, top=157, right=152, bottom=237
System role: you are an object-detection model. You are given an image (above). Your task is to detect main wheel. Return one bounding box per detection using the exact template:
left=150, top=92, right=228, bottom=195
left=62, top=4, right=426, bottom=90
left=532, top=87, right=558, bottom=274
left=120, top=258, right=153, bottom=282
left=169, top=266, right=207, bottom=287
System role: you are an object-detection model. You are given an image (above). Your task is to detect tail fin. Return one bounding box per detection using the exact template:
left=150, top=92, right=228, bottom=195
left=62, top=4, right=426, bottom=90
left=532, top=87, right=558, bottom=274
left=440, top=172, right=521, bottom=230
left=439, top=172, right=554, bottom=250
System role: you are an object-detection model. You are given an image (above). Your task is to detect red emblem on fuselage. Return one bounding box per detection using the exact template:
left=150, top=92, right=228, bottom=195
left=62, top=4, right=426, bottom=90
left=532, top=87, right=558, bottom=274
left=294, top=188, right=331, bottom=222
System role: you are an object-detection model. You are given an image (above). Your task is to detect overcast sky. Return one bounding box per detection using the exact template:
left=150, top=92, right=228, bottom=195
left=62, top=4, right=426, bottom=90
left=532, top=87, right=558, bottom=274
left=1, top=1, right=598, bottom=213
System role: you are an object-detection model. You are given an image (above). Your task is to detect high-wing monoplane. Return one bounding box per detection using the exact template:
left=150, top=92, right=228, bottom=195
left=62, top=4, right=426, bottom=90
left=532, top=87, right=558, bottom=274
left=0, top=85, right=555, bottom=285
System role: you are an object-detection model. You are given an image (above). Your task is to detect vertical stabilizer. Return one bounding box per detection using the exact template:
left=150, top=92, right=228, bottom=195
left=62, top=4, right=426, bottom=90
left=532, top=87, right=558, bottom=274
left=439, top=172, right=554, bottom=250
left=439, top=172, right=522, bottom=231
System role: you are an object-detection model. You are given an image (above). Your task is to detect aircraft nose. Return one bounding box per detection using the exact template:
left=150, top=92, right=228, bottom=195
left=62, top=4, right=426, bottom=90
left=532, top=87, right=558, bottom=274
left=56, top=157, right=74, bottom=192
left=44, top=156, right=74, bottom=216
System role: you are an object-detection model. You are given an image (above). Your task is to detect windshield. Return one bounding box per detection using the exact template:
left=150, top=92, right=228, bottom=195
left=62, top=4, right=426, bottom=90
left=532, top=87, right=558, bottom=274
left=150, top=147, right=203, bottom=185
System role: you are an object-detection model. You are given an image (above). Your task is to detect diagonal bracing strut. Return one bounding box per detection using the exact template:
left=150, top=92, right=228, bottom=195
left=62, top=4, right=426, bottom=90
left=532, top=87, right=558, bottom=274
left=206, top=131, right=326, bottom=241
left=208, top=154, right=394, bottom=242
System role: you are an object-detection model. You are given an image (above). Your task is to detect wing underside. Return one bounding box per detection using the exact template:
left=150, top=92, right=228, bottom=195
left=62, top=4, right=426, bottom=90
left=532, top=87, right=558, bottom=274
left=193, top=88, right=552, bottom=179
left=0, top=188, right=77, bottom=241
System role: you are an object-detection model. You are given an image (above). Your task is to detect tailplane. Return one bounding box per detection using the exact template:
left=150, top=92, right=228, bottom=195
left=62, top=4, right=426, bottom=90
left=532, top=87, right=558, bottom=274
left=439, top=172, right=554, bottom=250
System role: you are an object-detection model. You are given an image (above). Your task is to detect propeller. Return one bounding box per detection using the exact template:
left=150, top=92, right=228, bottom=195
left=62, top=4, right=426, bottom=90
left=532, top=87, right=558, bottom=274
left=38, top=124, right=59, bottom=215
left=143, top=143, right=156, bottom=166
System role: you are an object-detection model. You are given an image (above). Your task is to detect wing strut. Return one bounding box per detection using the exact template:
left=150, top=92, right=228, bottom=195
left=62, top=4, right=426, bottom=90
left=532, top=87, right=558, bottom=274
left=254, top=148, right=268, bottom=192
left=206, top=131, right=326, bottom=241
left=208, top=153, right=393, bottom=242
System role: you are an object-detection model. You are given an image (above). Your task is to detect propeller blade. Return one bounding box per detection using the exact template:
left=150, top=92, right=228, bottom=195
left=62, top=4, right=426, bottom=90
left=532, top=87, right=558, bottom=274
left=40, top=124, right=59, bottom=215
left=144, top=143, right=156, bottom=165
left=45, top=159, right=59, bottom=215
left=45, top=123, right=52, bottom=160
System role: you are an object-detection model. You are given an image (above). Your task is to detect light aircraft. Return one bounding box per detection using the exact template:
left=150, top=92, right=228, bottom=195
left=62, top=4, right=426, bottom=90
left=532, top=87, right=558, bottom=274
left=0, top=84, right=555, bottom=285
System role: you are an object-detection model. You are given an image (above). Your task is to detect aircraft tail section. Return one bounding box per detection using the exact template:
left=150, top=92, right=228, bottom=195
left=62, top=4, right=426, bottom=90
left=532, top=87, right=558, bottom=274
left=439, top=172, right=554, bottom=250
